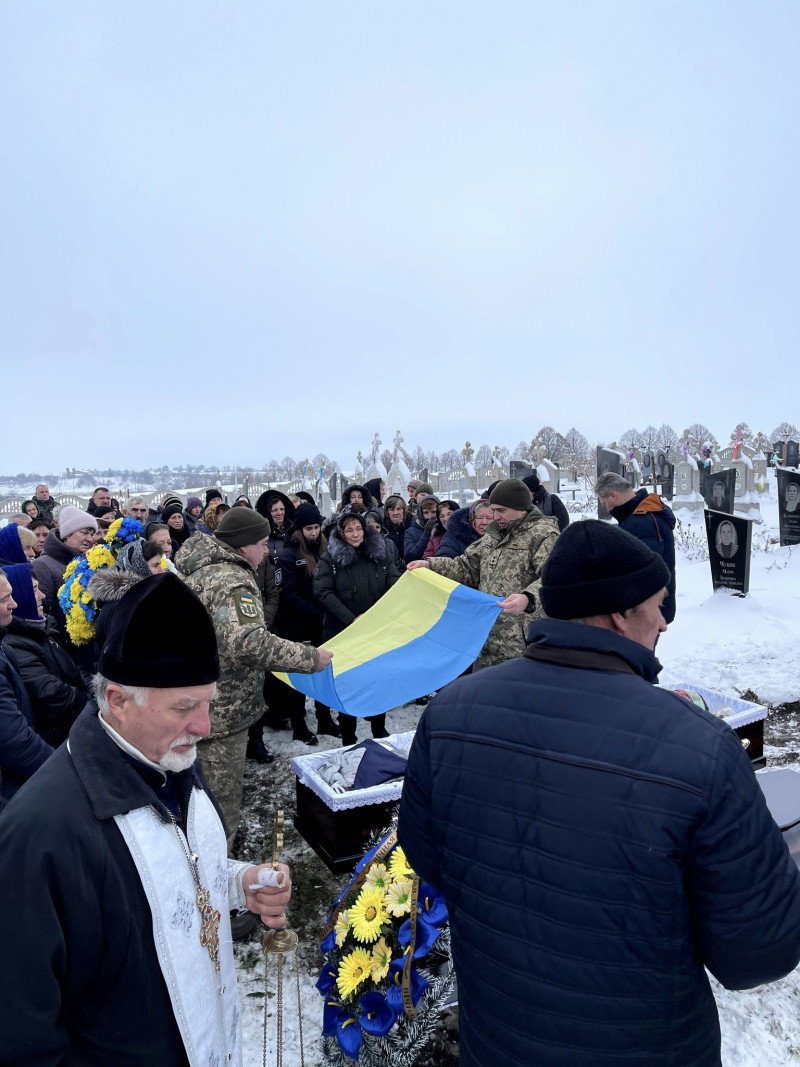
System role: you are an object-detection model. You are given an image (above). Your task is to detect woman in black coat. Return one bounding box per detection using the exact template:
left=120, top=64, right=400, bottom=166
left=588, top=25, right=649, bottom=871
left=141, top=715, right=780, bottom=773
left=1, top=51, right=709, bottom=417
left=266, top=503, right=341, bottom=743
left=3, top=564, right=90, bottom=747
left=383, top=495, right=413, bottom=567
left=255, top=490, right=296, bottom=570
left=313, top=512, right=401, bottom=746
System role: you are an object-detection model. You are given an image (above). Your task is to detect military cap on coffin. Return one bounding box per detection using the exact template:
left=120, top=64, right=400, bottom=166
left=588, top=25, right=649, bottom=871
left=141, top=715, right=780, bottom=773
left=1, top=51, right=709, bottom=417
left=98, top=573, right=220, bottom=688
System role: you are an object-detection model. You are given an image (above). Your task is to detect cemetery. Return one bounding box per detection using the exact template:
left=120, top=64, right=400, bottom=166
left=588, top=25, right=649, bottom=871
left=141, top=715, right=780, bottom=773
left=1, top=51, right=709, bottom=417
left=2, top=421, right=800, bottom=1066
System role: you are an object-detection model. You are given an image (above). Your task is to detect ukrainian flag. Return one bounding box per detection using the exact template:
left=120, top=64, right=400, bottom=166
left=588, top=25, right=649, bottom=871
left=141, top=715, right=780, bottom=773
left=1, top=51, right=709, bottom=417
left=273, top=569, right=501, bottom=717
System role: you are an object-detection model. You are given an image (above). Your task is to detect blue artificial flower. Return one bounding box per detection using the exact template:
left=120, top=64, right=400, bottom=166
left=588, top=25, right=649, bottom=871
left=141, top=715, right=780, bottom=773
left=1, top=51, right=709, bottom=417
left=398, top=913, right=443, bottom=958
left=336, top=1009, right=362, bottom=1059
left=320, top=929, right=336, bottom=954
left=417, top=883, right=447, bottom=926
left=386, top=958, right=428, bottom=1013
left=316, top=962, right=338, bottom=995
left=359, top=991, right=398, bottom=1037
left=322, top=998, right=342, bottom=1036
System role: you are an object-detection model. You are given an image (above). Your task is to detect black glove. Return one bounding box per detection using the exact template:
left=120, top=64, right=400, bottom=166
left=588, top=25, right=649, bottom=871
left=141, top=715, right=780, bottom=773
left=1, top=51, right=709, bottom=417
left=424, top=517, right=438, bottom=534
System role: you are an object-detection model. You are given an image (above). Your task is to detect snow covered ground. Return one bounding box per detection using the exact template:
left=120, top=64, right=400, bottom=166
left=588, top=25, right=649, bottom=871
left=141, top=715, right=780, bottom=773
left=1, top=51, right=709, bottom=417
left=233, top=485, right=800, bottom=1066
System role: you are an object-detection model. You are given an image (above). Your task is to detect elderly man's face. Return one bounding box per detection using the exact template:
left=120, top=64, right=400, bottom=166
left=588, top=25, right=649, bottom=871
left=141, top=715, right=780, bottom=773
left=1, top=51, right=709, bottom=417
left=106, top=682, right=215, bottom=769
left=619, top=589, right=668, bottom=650
left=0, top=577, right=17, bottom=627
left=127, top=503, right=149, bottom=522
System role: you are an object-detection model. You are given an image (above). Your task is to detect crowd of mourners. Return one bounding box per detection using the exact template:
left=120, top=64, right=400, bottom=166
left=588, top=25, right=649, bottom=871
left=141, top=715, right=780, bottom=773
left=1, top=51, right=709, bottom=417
left=0, top=471, right=571, bottom=799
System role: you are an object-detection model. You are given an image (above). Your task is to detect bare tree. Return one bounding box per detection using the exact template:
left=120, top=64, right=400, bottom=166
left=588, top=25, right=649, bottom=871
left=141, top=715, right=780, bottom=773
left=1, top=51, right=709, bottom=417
left=770, top=421, right=799, bottom=442
left=562, top=427, right=591, bottom=483
left=533, top=426, right=564, bottom=464
left=685, top=424, right=717, bottom=453
left=639, top=425, right=659, bottom=451
left=380, top=449, right=393, bottom=471
left=440, top=448, right=461, bottom=470
left=475, top=443, right=492, bottom=469
left=619, top=428, right=641, bottom=452
left=512, top=440, right=530, bottom=461
left=656, top=424, right=679, bottom=453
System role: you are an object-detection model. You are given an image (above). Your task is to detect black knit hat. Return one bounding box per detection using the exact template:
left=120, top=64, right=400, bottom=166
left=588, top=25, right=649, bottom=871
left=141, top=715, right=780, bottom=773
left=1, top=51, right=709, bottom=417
left=291, top=503, right=323, bottom=530
left=215, top=507, right=270, bottom=547
left=206, top=488, right=223, bottom=506
left=539, top=520, right=671, bottom=620
left=98, top=573, right=220, bottom=687
left=161, top=503, right=184, bottom=523
left=522, top=473, right=541, bottom=493
left=488, top=478, right=532, bottom=511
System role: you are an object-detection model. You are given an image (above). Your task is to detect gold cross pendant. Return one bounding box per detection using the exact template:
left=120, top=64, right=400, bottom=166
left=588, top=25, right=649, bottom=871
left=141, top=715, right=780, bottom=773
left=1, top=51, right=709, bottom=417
left=196, top=884, right=222, bottom=973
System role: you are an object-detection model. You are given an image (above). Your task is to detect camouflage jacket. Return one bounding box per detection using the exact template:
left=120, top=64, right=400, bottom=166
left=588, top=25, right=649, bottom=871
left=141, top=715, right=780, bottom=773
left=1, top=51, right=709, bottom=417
left=175, top=532, right=319, bottom=739
left=427, top=507, right=560, bottom=668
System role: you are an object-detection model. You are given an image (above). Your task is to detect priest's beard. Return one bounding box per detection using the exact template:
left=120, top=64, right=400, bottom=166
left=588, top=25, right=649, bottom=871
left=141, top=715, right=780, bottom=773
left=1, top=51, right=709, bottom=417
left=158, top=735, right=199, bottom=773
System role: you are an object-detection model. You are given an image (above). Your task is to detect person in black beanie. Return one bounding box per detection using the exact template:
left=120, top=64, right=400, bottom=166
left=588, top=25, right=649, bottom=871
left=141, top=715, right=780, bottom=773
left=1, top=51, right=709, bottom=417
left=522, top=473, right=570, bottom=532
left=398, top=519, right=800, bottom=1067
left=0, top=572, right=298, bottom=1064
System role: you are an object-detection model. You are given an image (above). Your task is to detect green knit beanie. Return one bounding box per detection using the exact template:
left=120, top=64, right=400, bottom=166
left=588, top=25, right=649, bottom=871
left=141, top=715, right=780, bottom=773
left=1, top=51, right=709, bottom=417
left=488, top=478, right=532, bottom=512
left=216, top=507, right=270, bottom=547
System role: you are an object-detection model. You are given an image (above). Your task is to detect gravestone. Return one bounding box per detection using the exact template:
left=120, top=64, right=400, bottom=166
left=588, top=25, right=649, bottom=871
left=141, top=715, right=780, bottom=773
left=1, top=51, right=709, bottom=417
left=704, top=510, right=753, bottom=595
left=625, top=457, right=641, bottom=490
left=596, top=447, right=625, bottom=520
left=786, top=440, right=800, bottom=469
left=701, top=468, right=736, bottom=514
left=777, top=468, right=800, bottom=546
left=730, top=454, right=762, bottom=520
left=655, top=451, right=675, bottom=500
left=328, top=472, right=345, bottom=504
left=509, top=460, right=534, bottom=481
left=673, top=457, right=704, bottom=514
left=538, top=457, right=560, bottom=494
left=641, top=452, right=655, bottom=484
left=752, top=452, right=769, bottom=494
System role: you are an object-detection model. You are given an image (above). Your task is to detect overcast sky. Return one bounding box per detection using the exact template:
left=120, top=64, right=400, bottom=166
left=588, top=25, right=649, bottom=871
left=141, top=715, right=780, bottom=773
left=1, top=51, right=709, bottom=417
left=1, top=2, right=797, bottom=474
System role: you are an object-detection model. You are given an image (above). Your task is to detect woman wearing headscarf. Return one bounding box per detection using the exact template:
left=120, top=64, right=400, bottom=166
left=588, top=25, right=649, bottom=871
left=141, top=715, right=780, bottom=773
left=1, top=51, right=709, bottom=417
left=3, top=563, right=90, bottom=747
left=22, top=500, right=40, bottom=520
left=383, top=495, right=412, bottom=567
left=313, top=512, right=401, bottom=746
left=435, top=499, right=493, bottom=558
left=183, top=496, right=205, bottom=535
left=160, top=503, right=190, bottom=555
left=255, top=490, right=296, bottom=570
left=195, top=501, right=229, bottom=536
left=0, top=524, right=36, bottom=566
left=403, top=493, right=441, bottom=562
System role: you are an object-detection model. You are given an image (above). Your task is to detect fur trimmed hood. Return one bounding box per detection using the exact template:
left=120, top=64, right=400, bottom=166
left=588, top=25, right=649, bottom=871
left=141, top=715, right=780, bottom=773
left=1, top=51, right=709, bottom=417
left=327, top=524, right=388, bottom=569
left=87, top=567, right=148, bottom=604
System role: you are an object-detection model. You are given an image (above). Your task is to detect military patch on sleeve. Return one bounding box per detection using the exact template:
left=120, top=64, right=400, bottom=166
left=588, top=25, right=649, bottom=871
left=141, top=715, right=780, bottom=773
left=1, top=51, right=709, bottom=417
left=274, top=568, right=282, bottom=587
left=235, top=592, right=259, bottom=622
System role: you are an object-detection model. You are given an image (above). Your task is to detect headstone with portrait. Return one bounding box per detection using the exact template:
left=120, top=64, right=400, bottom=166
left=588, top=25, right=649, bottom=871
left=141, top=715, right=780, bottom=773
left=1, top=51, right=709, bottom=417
left=777, top=468, right=800, bottom=546
left=655, top=452, right=675, bottom=500
left=701, top=468, right=736, bottom=515
left=704, top=510, right=753, bottom=595
left=596, top=447, right=625, bottom=520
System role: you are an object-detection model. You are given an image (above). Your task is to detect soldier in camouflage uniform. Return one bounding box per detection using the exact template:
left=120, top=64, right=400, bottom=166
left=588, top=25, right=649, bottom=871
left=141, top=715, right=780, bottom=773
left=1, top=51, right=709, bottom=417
left=175, top=508, right=332, bottom=846
left=408, top=478, right=559, bottom=669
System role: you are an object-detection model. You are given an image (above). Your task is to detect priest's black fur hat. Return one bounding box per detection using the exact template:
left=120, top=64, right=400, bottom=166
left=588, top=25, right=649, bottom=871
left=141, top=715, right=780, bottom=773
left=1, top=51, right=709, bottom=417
left=98, top=573, right=220, bottom=688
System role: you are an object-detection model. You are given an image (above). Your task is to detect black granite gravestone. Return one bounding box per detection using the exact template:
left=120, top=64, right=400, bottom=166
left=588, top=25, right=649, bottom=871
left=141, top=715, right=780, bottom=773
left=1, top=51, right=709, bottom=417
left=777, top=468, right=800, bottom=546
left=596, top=448, right=625, bottom=519
left=509, top=460, right=534, bottom=481
left=773, top=441, right=786, bottom=465
left=704, top=510, right=753, bottom=594
left=655, top=452, right=674, bottom=499
left=785, top=440, right=800, bottom=469
left=328, top=472, right=344, bottom=499
left=701, top=468, right=736, bottom=514
left=641, top=452, right=655, bottom=483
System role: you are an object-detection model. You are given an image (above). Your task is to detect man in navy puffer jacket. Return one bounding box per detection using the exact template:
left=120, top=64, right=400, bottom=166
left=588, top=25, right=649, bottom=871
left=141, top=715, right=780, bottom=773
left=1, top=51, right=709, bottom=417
left=399, top=520, right=800, bottom=1067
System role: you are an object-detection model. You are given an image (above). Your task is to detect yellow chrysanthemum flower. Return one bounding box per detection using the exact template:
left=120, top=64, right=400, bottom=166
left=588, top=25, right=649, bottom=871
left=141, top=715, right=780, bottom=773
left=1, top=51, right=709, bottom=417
left=369, top=936, right=392, bottom=982
left=69, top=583, right=81, bottom=602
left=384, top=877, right=414, bottom=917
left=334, top=910, right=350, bottom=948
left=388, top=846, right=413, bottom=881
left=337, top=947, right=373, bottom=998
left=63, top=559, right=79, bottom=579
left=348, top=888, right=387, bottom=944
left=159, top=555, right=170, bottom=571
left=364, top=863, right=390, bottom=891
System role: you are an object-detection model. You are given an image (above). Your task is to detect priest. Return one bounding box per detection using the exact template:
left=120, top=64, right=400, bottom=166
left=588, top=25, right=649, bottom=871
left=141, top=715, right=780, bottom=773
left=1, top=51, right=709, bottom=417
left=0, top=573, right=290, bottom=1066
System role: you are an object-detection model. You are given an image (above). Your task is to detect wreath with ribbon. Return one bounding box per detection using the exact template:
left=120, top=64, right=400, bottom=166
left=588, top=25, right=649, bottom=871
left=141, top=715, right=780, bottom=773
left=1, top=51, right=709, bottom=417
left=317, top=830, right=454, bottom=1065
